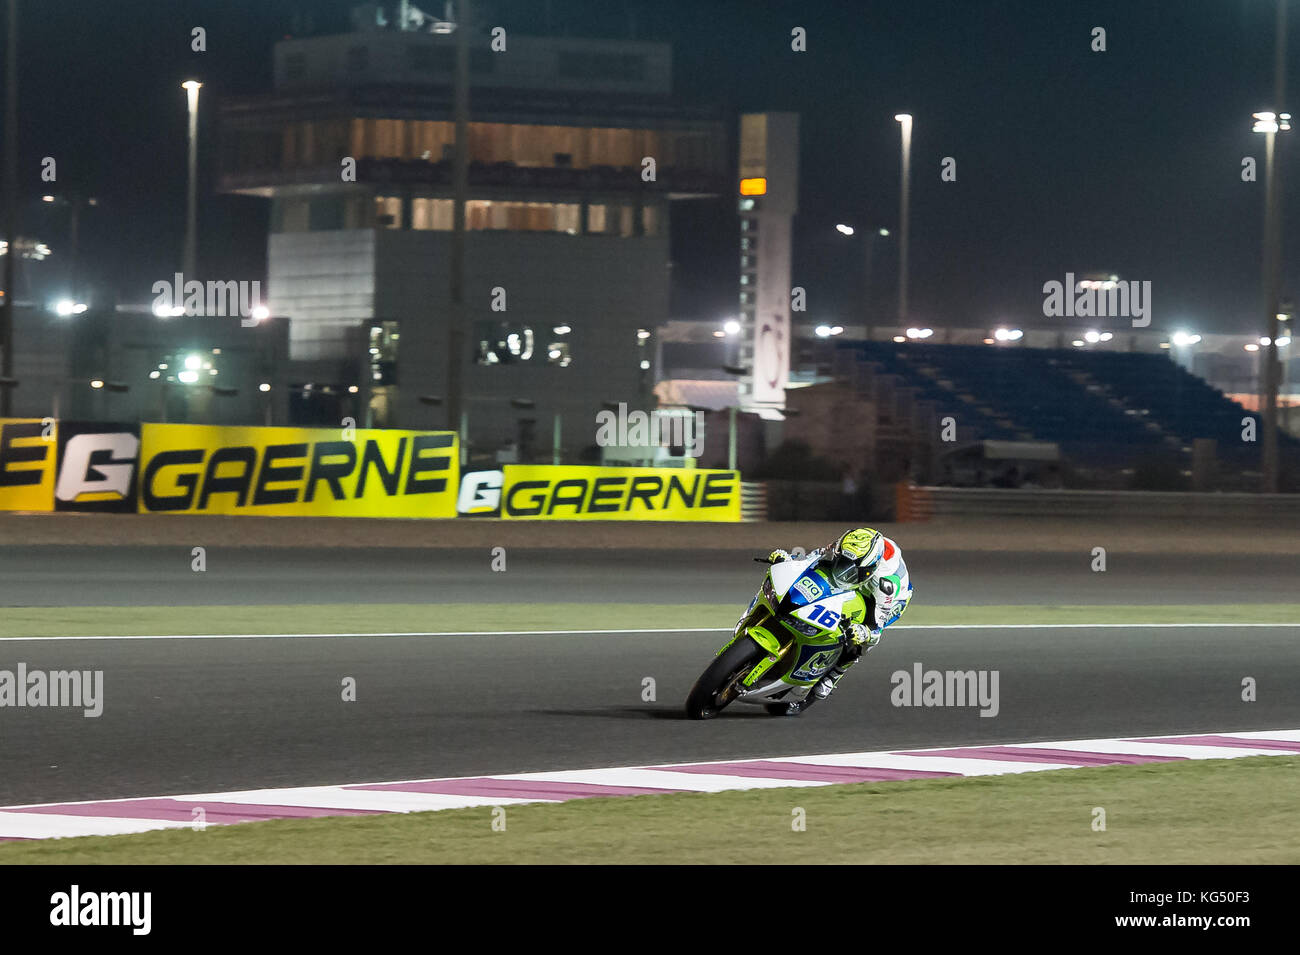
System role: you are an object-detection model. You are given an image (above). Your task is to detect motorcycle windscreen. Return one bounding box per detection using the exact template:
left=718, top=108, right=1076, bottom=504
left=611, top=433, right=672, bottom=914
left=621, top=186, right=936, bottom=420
left=785, top=568, right=831, bottom=607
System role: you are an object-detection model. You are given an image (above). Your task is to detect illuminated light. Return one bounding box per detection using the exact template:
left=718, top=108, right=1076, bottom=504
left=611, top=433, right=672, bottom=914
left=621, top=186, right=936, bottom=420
left=815, top=325, right=832, bottom=338
left=983, top=338, right=995, bottom=345
left=209, top=368, right=218, bottom=376
left=894, top=113, right=912, bottom=123
left=553, top=324, right=571, bottom=335
left=202, top=361, right=212, bottom=370
left=1245, top=343, right=1261, bottom=352
left=1277, top=336, right=1292, bottom=346
left=348, top=385, right=359, bottom=393
left=158, top=363, right=168, bottom=370
left=639, top=359, right=650, bottom=370
left=212, top=348, right=221, bottom=355
left=1084, top=330, right=1101, bottom=343
left=178, top=370, right=199, bottom=383
left=879, top=228, right=890, bottom=236
left=41, top=195, right=54, bottom=202
left=1099, top=332, right=1113, bottom=342
left=1277, top=313, right=1290, bottom=322
left=1072, top=340, right=1085, bottom=347
left=723, top=319, right=741, bottom=335
left=55, top=300, right=76, bottom=316
left=739, top=177, right=768, bottom=196
left=184, top=354, right=201, bottom=370
left=259, top=382, right=271, bottom=392
left=182, top=80, right=203, bottom=92
left=906, top=327, right=921, bottom=338
left=250, top=305, right=270, bottom=322
left=90, top=379, right=104, bottom=389
left=149, top=371, right=160, bottom=379
left=636, top=329, right=651, bottom=340
left=1160, top=342, right=1171, bottom=349
left=712, top=330, right=726, bottom=338
left=892, top=335, right=906, bottom=343
left=830, top=325, right=844, bottom=335
left=1008, top=329, right=1023, bottom=341
left=836, top=224, right=855, bottom=236
left=369, top=347, right=380, bottom=355
left=549, top=349, right=562, bottom=359
left=1260, top=336, right=1272, bottom=346
left=1171, top=331, right=1201, bottom=347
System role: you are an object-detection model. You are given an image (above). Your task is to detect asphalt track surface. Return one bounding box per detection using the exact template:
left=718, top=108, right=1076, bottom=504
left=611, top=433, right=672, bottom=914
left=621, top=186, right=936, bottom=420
left=0, top=546, right=1298, bottom=805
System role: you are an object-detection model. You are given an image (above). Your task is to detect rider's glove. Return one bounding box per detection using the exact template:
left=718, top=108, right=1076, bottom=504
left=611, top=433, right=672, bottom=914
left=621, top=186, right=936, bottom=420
left=768, top=549, right=791, bottom=564
left=845, top=622, right=879, bottom=648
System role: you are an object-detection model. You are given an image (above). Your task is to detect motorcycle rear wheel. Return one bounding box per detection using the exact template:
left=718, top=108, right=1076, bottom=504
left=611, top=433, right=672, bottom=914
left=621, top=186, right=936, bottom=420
left=685, top=636, right=768, bottom=720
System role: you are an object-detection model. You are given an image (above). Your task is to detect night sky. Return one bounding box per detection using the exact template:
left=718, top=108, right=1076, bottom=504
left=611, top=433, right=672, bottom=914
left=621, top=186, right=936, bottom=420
left=6, top=0, right=1296, bottom=335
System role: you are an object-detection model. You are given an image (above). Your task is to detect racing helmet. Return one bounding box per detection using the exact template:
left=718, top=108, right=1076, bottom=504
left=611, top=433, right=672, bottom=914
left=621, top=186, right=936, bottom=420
left=825, top=528, right=885, bottom=590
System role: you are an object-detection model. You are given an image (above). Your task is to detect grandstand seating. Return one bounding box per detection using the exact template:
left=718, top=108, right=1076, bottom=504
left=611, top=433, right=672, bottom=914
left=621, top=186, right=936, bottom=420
left=841, top=341, right=1294, bottom=472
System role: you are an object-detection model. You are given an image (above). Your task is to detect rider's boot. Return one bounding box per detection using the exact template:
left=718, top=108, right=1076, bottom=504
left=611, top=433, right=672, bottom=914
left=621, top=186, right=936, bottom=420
left=812, top=641, right=868, bottom=700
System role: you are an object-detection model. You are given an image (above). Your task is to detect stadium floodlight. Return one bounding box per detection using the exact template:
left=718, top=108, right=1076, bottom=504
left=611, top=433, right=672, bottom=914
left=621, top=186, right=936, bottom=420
left=1254, top=111, right=1291, bottom=133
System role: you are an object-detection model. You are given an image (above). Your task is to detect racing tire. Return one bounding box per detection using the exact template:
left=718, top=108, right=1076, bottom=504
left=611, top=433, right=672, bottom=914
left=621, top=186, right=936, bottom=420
left=685, top=636, right=768, bottom=720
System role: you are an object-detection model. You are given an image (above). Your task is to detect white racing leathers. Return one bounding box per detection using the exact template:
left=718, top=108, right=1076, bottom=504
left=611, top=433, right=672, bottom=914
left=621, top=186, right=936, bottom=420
left=810, top=536, right=912, bottom=633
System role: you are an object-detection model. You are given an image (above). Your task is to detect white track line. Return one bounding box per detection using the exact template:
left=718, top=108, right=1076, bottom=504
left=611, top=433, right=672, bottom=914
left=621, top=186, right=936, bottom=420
left=1, top=621, right=1297, bottom=641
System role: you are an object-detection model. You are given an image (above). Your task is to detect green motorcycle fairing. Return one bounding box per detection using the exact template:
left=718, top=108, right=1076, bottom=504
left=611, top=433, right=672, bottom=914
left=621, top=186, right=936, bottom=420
left=720, top=563, right=868, bottom=692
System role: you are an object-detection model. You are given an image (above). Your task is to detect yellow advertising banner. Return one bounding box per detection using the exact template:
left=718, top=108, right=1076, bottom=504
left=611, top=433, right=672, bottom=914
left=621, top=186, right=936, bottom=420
left=499, top=465, right=741, bottom=521
left=138, top=423, right=459, bottom=518
left=0, top=418, right=56, bottom=512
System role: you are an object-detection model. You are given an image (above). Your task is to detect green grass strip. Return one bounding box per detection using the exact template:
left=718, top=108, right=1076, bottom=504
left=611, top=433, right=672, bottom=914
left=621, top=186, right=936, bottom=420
left=0, top=602, right=1296, bottom=637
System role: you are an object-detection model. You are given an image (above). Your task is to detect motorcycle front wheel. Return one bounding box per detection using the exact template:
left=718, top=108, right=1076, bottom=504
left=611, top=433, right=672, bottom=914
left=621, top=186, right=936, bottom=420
left=684, top=636, right=768, bottom=720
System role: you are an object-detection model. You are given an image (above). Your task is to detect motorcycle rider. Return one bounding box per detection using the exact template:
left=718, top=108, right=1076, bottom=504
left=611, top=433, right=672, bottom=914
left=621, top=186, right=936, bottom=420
left=766, top=527, right=912, bottom=714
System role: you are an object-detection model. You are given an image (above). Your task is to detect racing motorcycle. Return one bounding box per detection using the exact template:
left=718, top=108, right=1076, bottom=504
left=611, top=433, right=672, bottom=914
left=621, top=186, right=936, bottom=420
left=685, top=551, right=864, bottom=719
